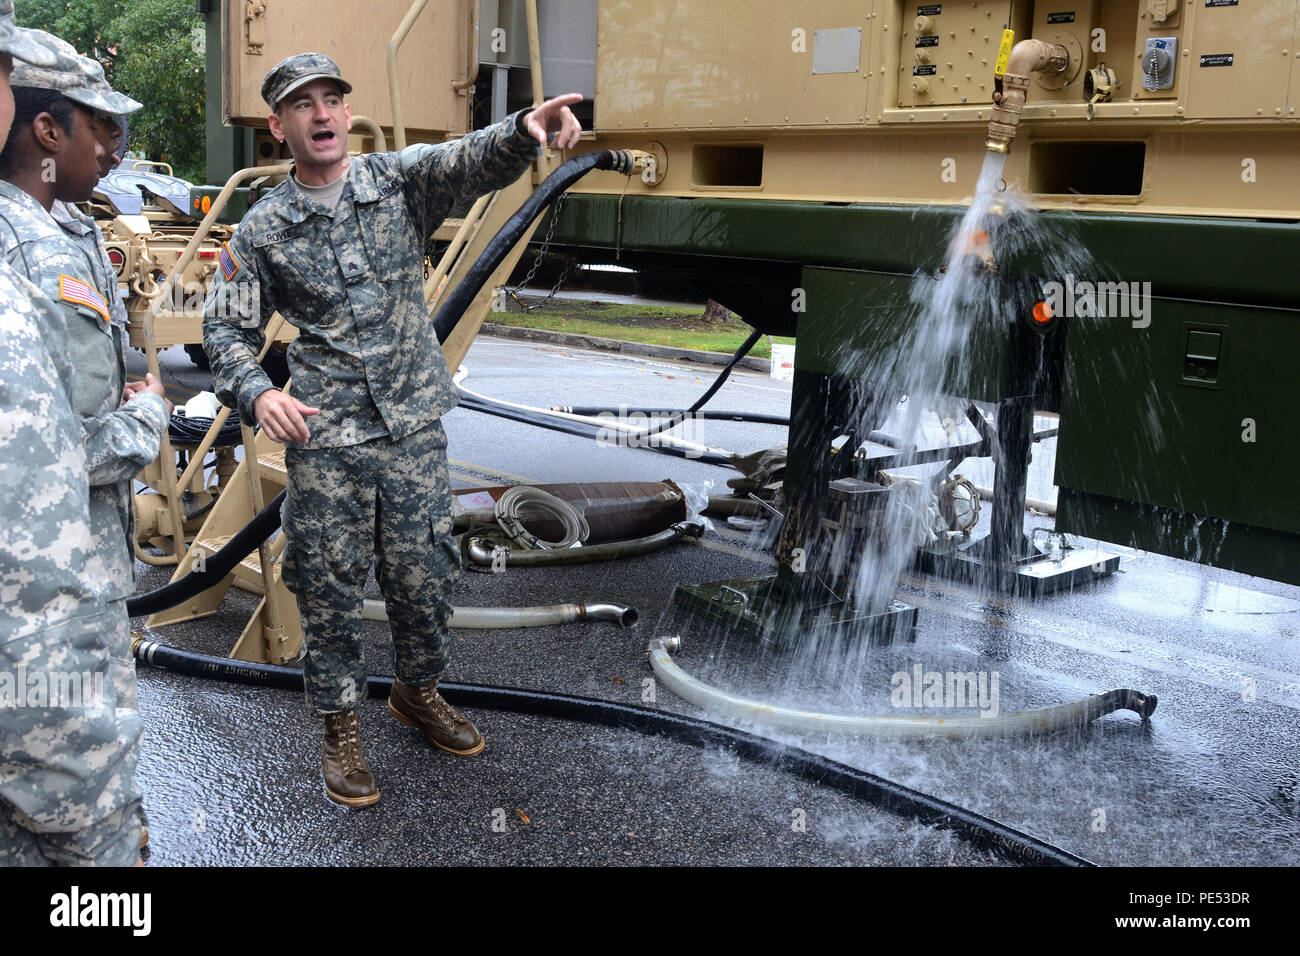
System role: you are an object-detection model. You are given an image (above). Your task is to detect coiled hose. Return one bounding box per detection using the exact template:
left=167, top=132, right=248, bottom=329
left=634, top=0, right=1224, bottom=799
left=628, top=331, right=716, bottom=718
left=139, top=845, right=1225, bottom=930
left=131, top=635, right=1092, bottom=866
left=495, top=485, right=590, bottom=550
left=125, top=490, right=636, bottom=629
left=432, top=149, right=638, bottom=344
left=168, top=412, right=243, bottom=446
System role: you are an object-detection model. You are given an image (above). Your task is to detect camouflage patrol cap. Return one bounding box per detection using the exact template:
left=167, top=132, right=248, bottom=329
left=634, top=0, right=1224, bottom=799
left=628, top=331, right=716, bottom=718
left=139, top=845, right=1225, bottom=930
left=10, top=29, right=116, bottom=113
left=262, top=52, right=352, bottom=109
left=78, top=53, right=141, bottom=115
left=0, top=0, right=60, bottom=67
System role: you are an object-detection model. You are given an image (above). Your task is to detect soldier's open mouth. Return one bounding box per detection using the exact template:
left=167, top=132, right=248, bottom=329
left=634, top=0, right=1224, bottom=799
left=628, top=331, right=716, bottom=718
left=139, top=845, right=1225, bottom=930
left=312, top=131, right=335, bottom=143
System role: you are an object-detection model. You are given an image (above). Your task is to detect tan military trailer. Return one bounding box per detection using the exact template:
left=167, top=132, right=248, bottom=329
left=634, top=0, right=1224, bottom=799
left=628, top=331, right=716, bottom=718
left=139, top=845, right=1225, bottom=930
left=139, top=0, right=1300, bottom=663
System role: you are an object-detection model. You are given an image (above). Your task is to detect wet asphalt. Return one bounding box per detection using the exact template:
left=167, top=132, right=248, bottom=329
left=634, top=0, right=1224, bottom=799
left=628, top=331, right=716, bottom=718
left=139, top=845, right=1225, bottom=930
left=125, top=335, right=1300, bottom=866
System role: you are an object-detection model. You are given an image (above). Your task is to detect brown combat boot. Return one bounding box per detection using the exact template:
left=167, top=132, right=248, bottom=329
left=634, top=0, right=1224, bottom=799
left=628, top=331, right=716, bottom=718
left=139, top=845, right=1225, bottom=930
left=387, top=678, right=485, bottom=756
left=322, top=709, right=380, bottom=807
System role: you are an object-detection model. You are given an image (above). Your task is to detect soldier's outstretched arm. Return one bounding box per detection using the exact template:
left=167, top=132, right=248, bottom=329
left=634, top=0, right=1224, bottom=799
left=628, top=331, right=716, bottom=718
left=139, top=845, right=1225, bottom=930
left=399, top=110, right=542, bottom=226
left=400, top=94, right=583, bottom=235
left=201, top=231, right=277, bottom=424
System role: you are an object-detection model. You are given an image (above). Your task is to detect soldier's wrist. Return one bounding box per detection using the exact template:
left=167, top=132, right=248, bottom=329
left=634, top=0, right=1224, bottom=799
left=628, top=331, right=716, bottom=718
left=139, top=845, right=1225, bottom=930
left=514, top=108, right=535, bottom=138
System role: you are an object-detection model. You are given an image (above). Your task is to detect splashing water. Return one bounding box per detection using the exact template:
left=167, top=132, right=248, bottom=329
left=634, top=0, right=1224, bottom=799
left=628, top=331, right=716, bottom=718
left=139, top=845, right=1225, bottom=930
left=781, top=150, right=1119, bottom=694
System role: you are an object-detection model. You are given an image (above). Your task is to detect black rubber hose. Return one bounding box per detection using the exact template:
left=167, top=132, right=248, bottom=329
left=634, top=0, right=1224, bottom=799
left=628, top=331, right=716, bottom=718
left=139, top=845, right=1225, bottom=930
left=456, top=392, right=736, bottom=467
left=168, top=412, right=243, bottom=446
left=551, top=330, right=764, bottom=447
left=131, top=636, right=1092, bottom=867
left=557, top=407, right=792, bottom=426
left=433, top=150, right=636, bottom=344
left=126, top=490, right=286, bottom=618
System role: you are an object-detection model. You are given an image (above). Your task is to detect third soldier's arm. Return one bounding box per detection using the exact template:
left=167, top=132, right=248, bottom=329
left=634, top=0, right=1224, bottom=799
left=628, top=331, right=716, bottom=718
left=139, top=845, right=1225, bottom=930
left=202, top=229, right=277, bottom=425
left=82, top=391, right=169, bottom=487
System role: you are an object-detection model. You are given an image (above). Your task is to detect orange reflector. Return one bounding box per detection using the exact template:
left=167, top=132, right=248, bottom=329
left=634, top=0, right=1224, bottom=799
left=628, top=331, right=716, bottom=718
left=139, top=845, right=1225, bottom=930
left=1032, top=301, right=1054, bottom=325
left=201, top=195, right=212, bottom=213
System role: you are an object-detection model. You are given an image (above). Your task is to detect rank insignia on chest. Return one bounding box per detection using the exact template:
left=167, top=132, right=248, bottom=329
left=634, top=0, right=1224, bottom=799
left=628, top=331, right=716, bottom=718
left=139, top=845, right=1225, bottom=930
left=219, top=242, right=241, bottom=281
left=58, top=275, right=109, bottom=323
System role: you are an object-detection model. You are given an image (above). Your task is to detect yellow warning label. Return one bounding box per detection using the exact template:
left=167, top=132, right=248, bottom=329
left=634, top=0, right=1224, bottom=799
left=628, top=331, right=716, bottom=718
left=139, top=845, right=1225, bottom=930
left=994, top=29, right=1015, bottom=76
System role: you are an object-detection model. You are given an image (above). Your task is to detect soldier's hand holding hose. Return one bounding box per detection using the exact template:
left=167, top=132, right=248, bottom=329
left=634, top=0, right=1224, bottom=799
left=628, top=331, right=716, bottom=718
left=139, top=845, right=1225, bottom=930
left=253, top=389, right=320, bottom=444
left=524, top=93, right=584, bottom=150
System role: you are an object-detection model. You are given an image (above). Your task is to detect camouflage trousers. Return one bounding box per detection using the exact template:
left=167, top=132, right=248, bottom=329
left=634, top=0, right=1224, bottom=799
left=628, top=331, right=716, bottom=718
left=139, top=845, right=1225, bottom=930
left=282, top=421, right=460, bottom=716
left=0, top=606, right=143, bottom=866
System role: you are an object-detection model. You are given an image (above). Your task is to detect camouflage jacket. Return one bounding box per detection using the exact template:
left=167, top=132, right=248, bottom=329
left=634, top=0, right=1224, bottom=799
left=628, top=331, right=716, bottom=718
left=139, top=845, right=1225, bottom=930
left=202, top=110, right=541, bottom=450
left=0, top=260, right=138, bottom=860
left=0, top=180, right=169, bottom=602
left=51, top=199, right=129, bottom=329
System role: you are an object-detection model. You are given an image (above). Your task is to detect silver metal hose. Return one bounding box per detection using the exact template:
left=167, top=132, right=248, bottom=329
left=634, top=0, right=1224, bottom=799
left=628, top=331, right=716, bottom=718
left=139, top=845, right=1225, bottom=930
left=648, top=638, right=1156, bottom=739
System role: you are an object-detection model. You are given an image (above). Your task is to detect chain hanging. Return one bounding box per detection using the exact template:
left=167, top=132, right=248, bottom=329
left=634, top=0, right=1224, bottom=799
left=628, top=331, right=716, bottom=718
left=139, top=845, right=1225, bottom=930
left=505, top=192, right=571, bottom=313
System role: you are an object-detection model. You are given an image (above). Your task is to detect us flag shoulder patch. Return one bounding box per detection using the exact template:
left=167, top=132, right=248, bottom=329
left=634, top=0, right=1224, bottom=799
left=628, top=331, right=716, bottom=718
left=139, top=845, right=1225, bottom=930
left=219, top=242, right=240, bottom=281
left=58, top=275, right=109, bottom=322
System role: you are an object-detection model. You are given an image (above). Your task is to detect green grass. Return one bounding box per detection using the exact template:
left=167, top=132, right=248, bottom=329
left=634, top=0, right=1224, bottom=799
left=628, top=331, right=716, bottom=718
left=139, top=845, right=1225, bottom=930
left=483, top=299, right=795, bottom=358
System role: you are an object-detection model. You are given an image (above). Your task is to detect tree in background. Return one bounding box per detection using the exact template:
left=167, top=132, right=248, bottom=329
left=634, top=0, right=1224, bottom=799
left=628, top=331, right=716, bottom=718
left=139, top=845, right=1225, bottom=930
left=16, top=0, right=206, bottom=184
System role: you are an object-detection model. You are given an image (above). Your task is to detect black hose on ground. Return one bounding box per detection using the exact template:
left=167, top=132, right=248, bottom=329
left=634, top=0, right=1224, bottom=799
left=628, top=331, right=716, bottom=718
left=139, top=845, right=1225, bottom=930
left=457, top=392, right=736, bottom=467
left=558, top=407, right=792, bottom=426
left=433, top=149, right=638, bottom=344
left=132, top=635, right=1092, bottom=867
left=125, top=490, right=286, bottom=618
left=547, top=330, right=765, bottom=446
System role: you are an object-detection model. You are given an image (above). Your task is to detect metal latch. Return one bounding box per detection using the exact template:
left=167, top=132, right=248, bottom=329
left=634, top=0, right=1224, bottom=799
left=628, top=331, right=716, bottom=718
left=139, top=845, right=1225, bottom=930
left=245, top=1, right=268, bottom=55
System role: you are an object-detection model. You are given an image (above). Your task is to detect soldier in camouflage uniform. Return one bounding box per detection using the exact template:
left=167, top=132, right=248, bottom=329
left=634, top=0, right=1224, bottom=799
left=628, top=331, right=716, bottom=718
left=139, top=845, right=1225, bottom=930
left=202, top=52, right=581, bottom=807
left=0, top=29, right=169, bottom=850
left=51, top=41, right=141, bottom=337
left=0, top=0, right=142, bottom=867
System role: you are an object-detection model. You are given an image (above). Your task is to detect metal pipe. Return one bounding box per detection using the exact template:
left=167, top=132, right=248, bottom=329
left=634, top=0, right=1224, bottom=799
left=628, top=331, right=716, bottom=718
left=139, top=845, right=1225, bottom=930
left=525, top=0, right=543, bottom=106
left=648, top=638, right=1157, bottom=740
left=972, top=484, right=1056, bottom=517
left=424, top=193, right=492, bottom=306
left=348, top=114, right=387, bottom=153
left=451, top=0, right=480, bottom=92
left=361, top=600, right=638, bottom=628
left=986, top=39, right=1070, bottom=153
left=387, top=0, right=431, bottom=152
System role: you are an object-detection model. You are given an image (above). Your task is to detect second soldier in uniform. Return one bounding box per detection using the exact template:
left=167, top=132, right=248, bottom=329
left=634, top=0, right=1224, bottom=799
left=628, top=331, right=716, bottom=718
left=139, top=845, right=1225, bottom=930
left=0, top=0, right=145, bottom=867
left=0, top=29, right=169, bottom=850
